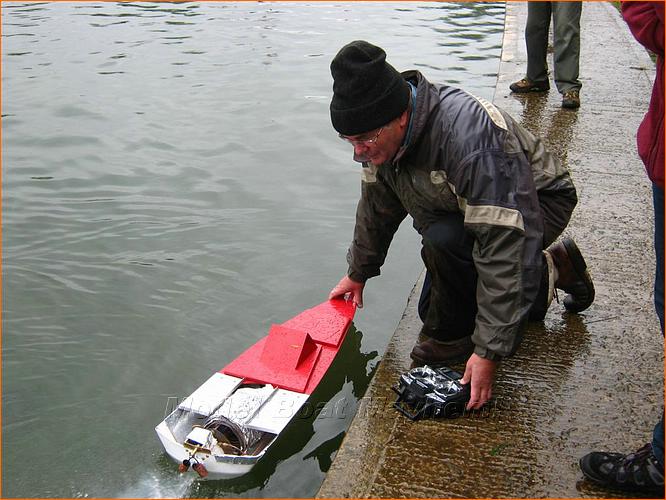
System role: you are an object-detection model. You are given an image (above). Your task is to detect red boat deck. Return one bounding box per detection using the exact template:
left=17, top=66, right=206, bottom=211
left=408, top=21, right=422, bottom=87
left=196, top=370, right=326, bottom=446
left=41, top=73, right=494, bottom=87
left=222, top=299, right=356, bottom=394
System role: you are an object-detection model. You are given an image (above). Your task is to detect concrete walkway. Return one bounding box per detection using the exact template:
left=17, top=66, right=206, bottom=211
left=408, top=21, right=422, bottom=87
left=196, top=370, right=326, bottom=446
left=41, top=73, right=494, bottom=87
left=317, top=2, right=663, bottom=498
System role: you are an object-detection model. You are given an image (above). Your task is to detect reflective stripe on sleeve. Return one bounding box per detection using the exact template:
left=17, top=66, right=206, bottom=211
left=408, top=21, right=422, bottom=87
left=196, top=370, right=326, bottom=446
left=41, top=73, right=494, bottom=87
left=464, top=204, right=525, bottom=231
left=468, top=93, right=508, bottom=131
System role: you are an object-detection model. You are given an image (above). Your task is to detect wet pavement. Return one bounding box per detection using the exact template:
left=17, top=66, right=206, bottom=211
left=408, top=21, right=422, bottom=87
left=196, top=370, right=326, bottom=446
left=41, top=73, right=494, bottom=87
left=316, top=2, right=664, bottom=498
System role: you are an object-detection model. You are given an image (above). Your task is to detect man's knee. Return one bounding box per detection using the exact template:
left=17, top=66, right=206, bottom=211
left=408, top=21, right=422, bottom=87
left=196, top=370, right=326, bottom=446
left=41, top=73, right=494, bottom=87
left=422, top=220, right=473, bottom=261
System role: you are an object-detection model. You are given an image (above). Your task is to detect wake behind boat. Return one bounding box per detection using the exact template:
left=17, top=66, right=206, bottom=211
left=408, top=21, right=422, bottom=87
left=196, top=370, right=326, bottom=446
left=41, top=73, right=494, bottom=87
left=155, top=298, right=356, bottom=479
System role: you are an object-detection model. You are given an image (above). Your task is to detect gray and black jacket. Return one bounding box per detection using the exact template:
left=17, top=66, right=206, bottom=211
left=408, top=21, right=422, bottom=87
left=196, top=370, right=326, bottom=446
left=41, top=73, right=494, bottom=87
left=346, top=71, right=577, bottom=360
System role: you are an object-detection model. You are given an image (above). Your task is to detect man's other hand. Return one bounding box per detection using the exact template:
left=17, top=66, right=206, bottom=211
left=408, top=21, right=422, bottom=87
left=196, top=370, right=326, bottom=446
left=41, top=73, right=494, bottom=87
left=329, top=275, right=365, bottom=308
left=461, top=353, right=498, bottom=410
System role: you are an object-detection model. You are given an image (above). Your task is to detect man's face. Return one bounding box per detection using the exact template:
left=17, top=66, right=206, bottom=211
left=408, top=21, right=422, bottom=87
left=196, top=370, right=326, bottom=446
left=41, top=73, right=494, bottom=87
left=339, top=111, right=409, bottom=166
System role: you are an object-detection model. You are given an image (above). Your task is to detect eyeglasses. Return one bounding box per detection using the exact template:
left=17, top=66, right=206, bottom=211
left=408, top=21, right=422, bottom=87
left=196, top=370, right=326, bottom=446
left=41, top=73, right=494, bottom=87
left=338, top=126, right=385, bottom=147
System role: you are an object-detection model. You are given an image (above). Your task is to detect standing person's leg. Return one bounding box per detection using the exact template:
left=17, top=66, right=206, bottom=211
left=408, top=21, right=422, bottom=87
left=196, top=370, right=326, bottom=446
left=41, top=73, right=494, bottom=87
left=413, top=213, right=477, bottom=364
left=510, top=1, right=552, bottom=93
left=653, top=417, right=665, bottom=474
left=551, top=1, right=582, bottom=107
left=652, top=184, right=664, bottom=332
left=578, top=185, right=664, bottom=492
left=525, top=1, right=552, bottom=85
left=651, top=184, right=664, bottom=468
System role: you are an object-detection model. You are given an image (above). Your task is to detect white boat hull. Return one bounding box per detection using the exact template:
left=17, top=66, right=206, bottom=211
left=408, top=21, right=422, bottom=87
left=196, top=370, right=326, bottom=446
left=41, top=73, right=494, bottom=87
left=155, top=420, right=261, bottom=478
left=155, top=299, right=356, bottom=479
left=155, top=373, right=308, bottom=479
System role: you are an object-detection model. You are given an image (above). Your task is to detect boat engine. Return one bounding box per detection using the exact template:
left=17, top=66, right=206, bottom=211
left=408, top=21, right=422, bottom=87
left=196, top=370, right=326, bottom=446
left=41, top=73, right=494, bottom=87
left=203, top=414, right=262, bottom=455
left=201, top=384, right=271, bottom=455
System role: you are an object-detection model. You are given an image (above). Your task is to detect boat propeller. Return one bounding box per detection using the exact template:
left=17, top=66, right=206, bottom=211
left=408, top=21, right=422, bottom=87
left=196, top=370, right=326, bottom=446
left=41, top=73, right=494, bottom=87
left=179, top=458, right=208, bottom=478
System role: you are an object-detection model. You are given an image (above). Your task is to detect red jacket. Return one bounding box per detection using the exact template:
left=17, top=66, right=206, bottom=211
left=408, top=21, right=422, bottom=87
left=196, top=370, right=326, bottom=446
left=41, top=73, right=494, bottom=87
left=622, top=1, right=664, bottom=188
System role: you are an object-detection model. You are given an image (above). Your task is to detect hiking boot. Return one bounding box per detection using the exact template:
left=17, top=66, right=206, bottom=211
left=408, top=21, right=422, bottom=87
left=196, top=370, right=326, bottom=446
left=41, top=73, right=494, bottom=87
left=509, top=78, right=550, bottom=93
left=546, top=237, right=595, bottom=313
left=410, top=335, right=474, bottom=366
left=562, top=90, right=581, bottom=109
left=579, top=443, right=665, bottom=494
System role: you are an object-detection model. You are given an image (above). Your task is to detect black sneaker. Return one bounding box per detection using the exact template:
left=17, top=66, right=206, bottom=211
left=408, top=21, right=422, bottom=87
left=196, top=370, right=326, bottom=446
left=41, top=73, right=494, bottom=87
left=579, top=443, right=665, bottom=494
left=509, top=78, right=550, bottom=93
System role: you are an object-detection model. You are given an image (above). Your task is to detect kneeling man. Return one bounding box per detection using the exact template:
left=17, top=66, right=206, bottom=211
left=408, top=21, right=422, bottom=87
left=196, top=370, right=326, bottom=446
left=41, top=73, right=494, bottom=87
left=328, top=40, right=595, bottom=409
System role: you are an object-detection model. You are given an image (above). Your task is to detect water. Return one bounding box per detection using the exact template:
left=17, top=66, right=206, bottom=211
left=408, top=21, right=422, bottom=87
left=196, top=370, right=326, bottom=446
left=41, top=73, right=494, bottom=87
left=2, top=2, right=504, bottom=497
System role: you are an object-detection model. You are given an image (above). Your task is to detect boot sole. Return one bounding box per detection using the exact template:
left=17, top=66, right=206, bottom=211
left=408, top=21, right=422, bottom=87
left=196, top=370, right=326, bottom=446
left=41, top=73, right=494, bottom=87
left=509, top=81, right=550, bottom=93
left=561, top=237, right=595, bottom=312
left=562, top=237, right=588, bottom=273
left=562, top=101, right=581, bottom=109
left=510, top=87, right=550, bottom=93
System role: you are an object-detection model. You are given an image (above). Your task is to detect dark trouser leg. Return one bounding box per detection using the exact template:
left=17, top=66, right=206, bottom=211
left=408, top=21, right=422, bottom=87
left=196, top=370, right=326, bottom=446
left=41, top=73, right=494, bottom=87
left=652, top=184, right=664, bottom=466
left=528, top=253, right=550, bottom=321
left=653, top=417, right=664, bottom=468
left=525, top=1, right=552, bottom=83
left=551, top=1, right=582, bottom=93
left=418, top=214, right=477, bottom=342
left=653, top=184, right=664, bottom=333
left=417, top=271, right=433, bottom=321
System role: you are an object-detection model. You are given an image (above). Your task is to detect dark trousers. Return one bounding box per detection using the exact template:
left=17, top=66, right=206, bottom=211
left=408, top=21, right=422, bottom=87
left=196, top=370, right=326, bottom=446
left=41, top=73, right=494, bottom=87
left=418, top=213, right=548, bottom=342
left=417, top=214, right=478, bottom=342
left=652, top=184, right=664, bottom=467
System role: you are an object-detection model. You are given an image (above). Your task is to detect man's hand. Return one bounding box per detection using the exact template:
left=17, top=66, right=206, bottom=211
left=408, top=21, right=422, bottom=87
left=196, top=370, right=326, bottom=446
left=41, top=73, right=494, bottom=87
left=460, top=353, right=498, bottom=410
left=329, top=275, right=365, bottom=308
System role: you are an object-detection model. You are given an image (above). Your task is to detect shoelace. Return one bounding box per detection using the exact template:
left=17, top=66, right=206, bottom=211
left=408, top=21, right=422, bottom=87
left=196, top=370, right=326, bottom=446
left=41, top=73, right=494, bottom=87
left=624, top=443, right=653, bottom=465
left=621, top=444, right=664, bottom=483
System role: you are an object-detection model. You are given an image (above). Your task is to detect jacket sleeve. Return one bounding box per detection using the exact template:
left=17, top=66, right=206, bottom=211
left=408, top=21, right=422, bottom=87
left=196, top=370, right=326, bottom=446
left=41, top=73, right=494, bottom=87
left=622, top=1, right=665, bottom=56
left=447, top=149, right=545, bottom=360
left=346, top=164, right=408, bottom=282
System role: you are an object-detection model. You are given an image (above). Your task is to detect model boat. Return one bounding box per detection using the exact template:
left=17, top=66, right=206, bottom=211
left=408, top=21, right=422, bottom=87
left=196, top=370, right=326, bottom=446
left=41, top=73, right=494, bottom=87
left=155, top=298, right=356, bottom=479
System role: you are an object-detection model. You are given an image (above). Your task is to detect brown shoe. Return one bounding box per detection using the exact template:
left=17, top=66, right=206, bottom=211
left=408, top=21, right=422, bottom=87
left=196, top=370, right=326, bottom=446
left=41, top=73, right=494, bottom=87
left=410, top=336, right=474, bottom=366
left=546, top=237, right=595, bottom=313
left=509, top=77, right=550, bottom=93
left=562, top=90, right=580, bottom=109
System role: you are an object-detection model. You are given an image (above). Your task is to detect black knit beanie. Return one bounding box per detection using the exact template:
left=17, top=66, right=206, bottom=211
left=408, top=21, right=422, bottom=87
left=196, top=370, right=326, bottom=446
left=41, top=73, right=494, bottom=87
left=330, top=40, right=410, bottom=136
